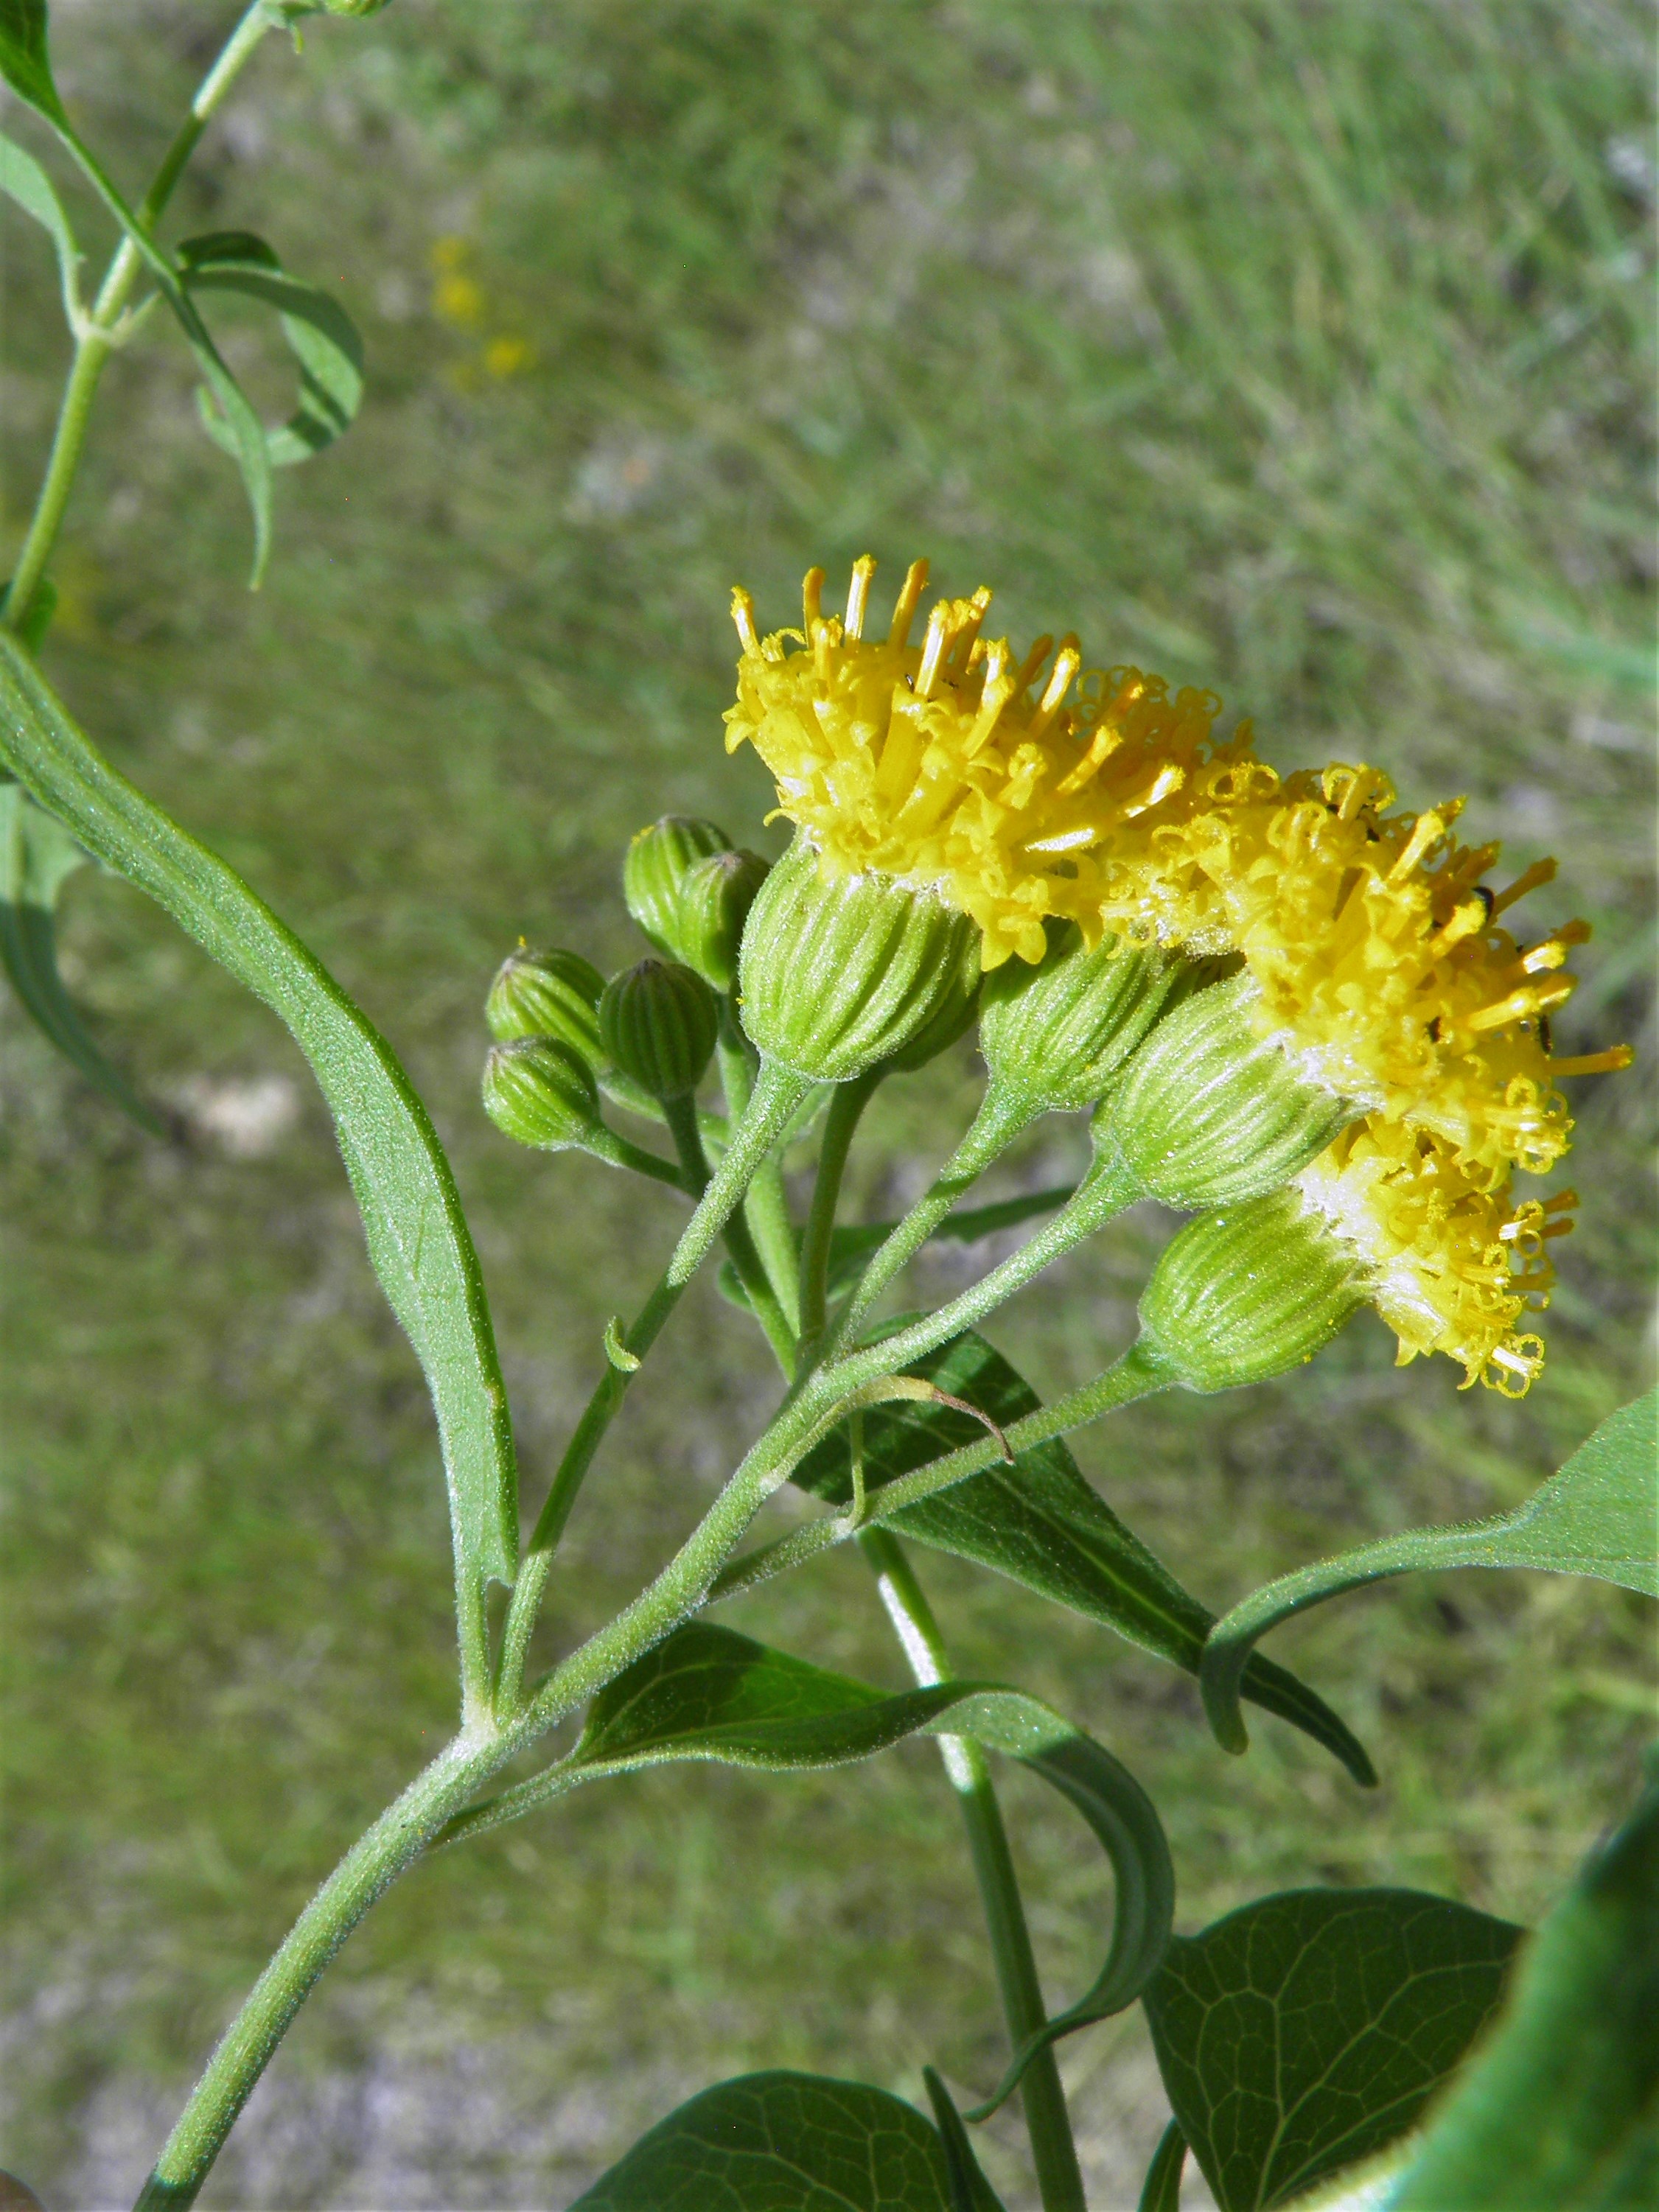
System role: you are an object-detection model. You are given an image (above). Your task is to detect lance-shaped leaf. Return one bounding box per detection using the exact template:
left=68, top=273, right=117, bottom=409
left=794, top=1330, right=1375, bottom=1787
left=1386, top=1777, right=1659, bottom=2211
left=0, top=637, right=517, bottom=1634
left=570, top=2071, right=959, bottom=2211
left=922, top=2071, right=1008, bottom=2212
left=0, top=128, right=83, bottom=331
left=1201, top=1389, right=1658, bottom=1757
left=179, top=231, right=364, bottom=467
left=439, top=1622, right=1174, bottom=2085
left=0, top=780, right=163, bottom=1132
left=1143, top=1888, right=1523, bottom=2212
left=0, top=0, right=66, bottom=126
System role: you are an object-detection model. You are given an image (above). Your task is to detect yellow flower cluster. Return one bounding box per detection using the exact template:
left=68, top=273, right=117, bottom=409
left=1295, top=1119, right=1574, bottom=1394
left=724, top=556, right=1630, bottom=1391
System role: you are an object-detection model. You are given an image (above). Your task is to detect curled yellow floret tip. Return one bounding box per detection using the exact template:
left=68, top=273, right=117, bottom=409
left=724, top=556, right=1254, bottom=968
left=1294, top=1118, right=1576, bottom=1396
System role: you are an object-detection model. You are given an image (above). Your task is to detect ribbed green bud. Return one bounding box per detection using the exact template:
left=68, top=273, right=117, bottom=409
left=881, top=955, right=982, bottom=1074
left=322, top=1, right=394, bottom=17
left=599, top=959, right=719, bottom=1100
left=979, top=920, right=1189, bottom=1113
left=1095, top=970, right=1357, bottom=1208
left=485, top=946, right=604, bottom=1060
left=737, top=838, right=981, bottom=1082
left=482, top=1037, right=605, bottom=1151
left=623, top=816, right=732, bottom=957
left=676, top=848, right=770, bottom=990
left=1137, top=1189, right=1363, bottom=1392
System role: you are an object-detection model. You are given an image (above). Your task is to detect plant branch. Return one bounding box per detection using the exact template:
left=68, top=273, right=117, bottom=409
left=859, top=1528, right=1087, bottom=2212
left=3, top=1, right=278, bottom=637
left=797, top=1067, right=880, bottom=1353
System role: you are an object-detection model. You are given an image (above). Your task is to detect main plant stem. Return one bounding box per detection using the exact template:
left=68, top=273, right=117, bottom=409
left=3, top=1, right=277, bottom=637
left=861, top=1528, right=1088, bottom=2212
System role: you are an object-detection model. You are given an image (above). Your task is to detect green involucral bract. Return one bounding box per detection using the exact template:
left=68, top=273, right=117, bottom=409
left=598, top=958, right=719, bottom=1101
left=622, top=813, right=731, bottom=956
left=482, top=1035, right=605, bottom=1149
left=486, top=945, right=606, bottom=1056
left=738, top=836, right=982, bottom=1082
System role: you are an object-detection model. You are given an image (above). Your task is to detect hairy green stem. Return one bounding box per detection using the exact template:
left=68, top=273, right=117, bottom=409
left=822, top=1081, right=1032, bottom=1360
left=718, top=1025, right=800, bottom=1329
left=134, top=1727, right=509, bottom=2210
left=4, top=1, right=276, bottom=636
left=860, top=1529, right=1087, bottom=2212
left=664, top=1090, right=797, bottom=1370
left=797, top=1068, right=881, bottom=1352
left=708, top=1342, right=1170, bottom=1604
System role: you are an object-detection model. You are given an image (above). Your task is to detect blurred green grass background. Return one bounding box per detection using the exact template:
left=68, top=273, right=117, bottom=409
left=1, top=2, right=1653, bottom=2205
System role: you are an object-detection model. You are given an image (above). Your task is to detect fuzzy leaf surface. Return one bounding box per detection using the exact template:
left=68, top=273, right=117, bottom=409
left=1144, top=1888, right=1523, bottom=2211
left=794, top=1329, right=1374, bottom=1785
left=570, top=2070, right=955, bottom=2210
left=0, top=637, right=517, bottom=1606
left=1201, top=1389, right=1658, bottom=1754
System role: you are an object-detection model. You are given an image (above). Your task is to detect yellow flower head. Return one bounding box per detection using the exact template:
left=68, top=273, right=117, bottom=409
left=1294, top=1118, right=1575, bottom=1395
left=724, top=556, right=1255, bottom=967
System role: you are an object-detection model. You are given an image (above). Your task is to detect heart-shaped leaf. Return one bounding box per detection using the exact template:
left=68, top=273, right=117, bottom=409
left=1386, top=1776, right=1659, bottom=2211
left=0, top=781, right=162, bottom=1132
left=440, top=1621, right=1174, bottom=2089
left=795, top=1330, right=1375, bottom=1787
left=1143, top=1888, right=1523, bottom=2211
left=1201, top=1390, right=1658, bottom=1757
left=0, top=128, right=82, bottom=331
left=0, top=636, right=518, bottom=1667
left=570, top=2071, right=958, bottom=2210
left=179, top=231, right=364, bottom=466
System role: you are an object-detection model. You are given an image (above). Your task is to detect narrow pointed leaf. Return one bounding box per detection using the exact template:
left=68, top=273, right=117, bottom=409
left=922, top=2071, right=1007, bottom=2212
left=439, top=1623, right=1174, bottom=2057
left=0, top=637, right=517, bottom=1612
left=180, top=231, right=364, bottom=466
left=1201, top=1390, right=1658, bottom=1757
left=795, top=1329, right=1375, bottom=1786
left=0, top=0, right=66, bottom=125
left=1144, top=1888, right=1523, bottom=2211
left=1387, top=1777, right=1659, bottom=2211
left=0, top=781, right=163, bottom=1132
left=0, top=129, right=83, bottom=330
left=571, top=2071, right=957, bottom=2211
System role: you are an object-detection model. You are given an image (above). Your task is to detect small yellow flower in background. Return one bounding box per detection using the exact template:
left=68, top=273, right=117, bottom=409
left=484, top=335, right=532, bottom=379
left=430, top=235, right=486, bottom=328
left=1294, top=1119, right=1576, bottom=1395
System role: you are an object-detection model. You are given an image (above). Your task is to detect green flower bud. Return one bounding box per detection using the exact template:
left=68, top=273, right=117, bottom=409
left=737, top=838, right=981, bottom=1082
left=322, top=1, right=394, bottom=16
left=1136, top=1189, right=1363, bottom=1392
left=979, top=920, right=1187, bottom=1114
left=881, top=955, right=982, bottom=1075
left=676, top=848, right=770, bottom=991
left=599, top=959, right=719, bottom=1101
left=482, top=1037, right=605, bottom=1151
left=1094, top=970, right=1357, bottom=1208
left=485, top=946, right=604, bottom=1060
left=623, top=815, right=732, bottom=958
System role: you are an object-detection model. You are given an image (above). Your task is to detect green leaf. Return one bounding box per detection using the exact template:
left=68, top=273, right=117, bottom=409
left=570, top=2070, right=957, bottom=2211
left=0, top=636, right=517, bottom=1621
left=1387, top=1776, right=1659, bottom=2211
left=0, top=128, right=83, bottom=331
left=440, top=1621, right=1174, bottom=2073
left=921, top=2071, right=1007, bottom=2212
left=0, top=0, right=66, bottom=126
left=794, top=1330, right=1375, bottom=1788
left=1144, top=1888, right=1524, bottom=2211
left=0, top=781, right=164, bottom=1133
left=1201, top=1390, right=1658, bottom=1757
left=179, top=231, right=365, bottom=467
